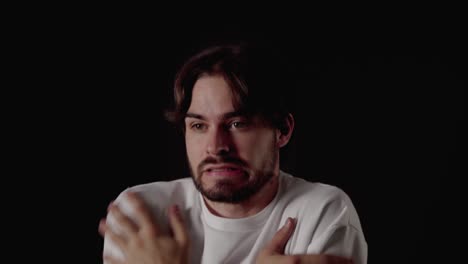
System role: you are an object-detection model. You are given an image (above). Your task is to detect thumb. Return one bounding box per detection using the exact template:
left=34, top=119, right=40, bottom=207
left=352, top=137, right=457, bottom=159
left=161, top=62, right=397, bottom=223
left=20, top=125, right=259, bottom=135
left=168, top=205, right=189, bottom=247
left=264, top=217, right=296, bottom=254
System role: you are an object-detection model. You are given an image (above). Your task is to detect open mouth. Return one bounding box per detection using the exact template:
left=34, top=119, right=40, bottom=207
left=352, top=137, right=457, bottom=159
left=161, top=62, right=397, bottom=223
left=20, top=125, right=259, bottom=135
left=208, top=167, right=240, bottom=172
left=204, top=166, right=244, bottom=177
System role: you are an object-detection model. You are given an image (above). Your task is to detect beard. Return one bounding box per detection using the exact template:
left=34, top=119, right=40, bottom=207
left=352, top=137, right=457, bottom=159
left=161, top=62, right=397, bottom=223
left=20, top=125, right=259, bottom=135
left=189, top=149, right=277, bottom=204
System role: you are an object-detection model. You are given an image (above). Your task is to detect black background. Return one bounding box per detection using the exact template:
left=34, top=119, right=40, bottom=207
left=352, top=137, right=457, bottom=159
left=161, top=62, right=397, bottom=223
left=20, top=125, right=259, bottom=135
left=18, top=10, right=465, bottom=264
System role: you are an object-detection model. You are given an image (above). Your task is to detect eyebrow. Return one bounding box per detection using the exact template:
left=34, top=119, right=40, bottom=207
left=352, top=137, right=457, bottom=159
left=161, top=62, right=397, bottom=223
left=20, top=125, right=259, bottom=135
left=185, top=111, right=247, bottom=121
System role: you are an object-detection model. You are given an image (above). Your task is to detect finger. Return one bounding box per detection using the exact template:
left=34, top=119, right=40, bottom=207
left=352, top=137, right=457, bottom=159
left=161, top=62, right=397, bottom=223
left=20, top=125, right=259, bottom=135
left=260, top=254, right=299, bottom=264
left=168, top=204, right=189, bottom=246
left=103, top=254, right=125, bottom=264
left=107, top=200, right=115, bottom=211
left=99, top=219, right=127, bottom=249
left=297, top=254, right=353, bottom=264
left=98, top=218, right=107, bottom=237
left=264, top=217, right=296, bottom=254
left=108, top=203, right=139, bottom=235
left=124, top=192, right=159, bottom=234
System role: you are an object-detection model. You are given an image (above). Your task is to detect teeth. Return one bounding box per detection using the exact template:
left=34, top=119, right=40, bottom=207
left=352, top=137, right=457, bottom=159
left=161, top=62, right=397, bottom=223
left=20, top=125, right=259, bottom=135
left=211, top=168, right=235, bottom=171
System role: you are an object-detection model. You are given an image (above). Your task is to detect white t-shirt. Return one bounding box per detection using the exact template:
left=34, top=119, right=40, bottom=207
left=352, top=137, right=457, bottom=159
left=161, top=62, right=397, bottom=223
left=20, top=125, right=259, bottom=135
left=104, top=171, right=368, bottom=264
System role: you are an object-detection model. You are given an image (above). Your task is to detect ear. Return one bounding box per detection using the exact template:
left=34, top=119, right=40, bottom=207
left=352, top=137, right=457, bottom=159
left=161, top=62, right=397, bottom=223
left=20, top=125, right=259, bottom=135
left=276, top=113, right=295, bottom=148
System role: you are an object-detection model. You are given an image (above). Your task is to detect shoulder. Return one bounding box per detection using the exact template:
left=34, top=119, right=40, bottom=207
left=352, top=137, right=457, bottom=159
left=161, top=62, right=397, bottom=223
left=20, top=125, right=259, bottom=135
left=281, top=171, right=349, bottom=204
left=279, top=171, right=361, bottom=227
left=279, top=172, right=367, bottom=259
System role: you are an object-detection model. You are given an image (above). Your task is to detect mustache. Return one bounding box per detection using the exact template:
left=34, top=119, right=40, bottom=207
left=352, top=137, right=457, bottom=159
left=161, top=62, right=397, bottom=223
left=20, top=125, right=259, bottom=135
left=198, top=156, right=247, bottom=172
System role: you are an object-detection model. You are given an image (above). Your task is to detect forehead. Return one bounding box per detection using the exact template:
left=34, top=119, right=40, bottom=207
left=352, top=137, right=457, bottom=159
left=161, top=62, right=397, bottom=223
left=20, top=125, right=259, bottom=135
left=187, top=75, right=236, bottom=117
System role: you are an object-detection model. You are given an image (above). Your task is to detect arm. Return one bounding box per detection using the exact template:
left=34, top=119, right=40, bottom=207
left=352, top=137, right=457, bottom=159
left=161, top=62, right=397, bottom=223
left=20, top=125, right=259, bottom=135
left=309, top=224, right=367, bottom=264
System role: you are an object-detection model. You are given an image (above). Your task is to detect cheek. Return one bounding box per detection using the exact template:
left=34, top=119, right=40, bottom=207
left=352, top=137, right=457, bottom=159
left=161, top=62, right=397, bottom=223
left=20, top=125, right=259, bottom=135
left=235, top=132, right=276, bottom=159
left=185, top=136, right=202, bottom=163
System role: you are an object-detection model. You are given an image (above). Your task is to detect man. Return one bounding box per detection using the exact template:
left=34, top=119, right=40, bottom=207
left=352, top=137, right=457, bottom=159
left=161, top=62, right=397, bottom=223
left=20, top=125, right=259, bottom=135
left=99, top=42, right=368, bottom=263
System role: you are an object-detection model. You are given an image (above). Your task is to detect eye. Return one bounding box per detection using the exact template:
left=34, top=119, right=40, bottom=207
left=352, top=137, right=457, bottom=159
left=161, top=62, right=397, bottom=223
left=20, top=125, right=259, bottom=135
left=190, top=123, right=207, bottom=131
left=229, top=121, right=247, bottom=129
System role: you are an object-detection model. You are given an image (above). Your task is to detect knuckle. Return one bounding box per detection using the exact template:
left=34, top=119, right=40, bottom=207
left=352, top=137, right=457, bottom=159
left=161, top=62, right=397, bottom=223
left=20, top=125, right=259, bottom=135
left=179, top=237, right=189, bottom=247
left=145, top=225, right=157, bottom=236
left=288, top=256, right=300, bottom=264
left=132, top=199, right=145, bottom=211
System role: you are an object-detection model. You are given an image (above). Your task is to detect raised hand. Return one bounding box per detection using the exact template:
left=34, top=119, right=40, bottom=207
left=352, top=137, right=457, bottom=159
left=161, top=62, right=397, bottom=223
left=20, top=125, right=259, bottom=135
left=256, top=217, right=298, bottom=264
left=99, top=192, right=189, bottom=264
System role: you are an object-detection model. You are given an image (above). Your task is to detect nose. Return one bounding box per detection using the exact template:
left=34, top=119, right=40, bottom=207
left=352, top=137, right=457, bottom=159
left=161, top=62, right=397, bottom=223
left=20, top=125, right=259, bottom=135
left=206, top=127, right=231, bottom=155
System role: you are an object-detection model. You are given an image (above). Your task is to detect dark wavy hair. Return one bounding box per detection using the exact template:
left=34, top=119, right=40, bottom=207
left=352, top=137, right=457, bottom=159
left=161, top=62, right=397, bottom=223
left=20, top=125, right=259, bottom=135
left=165, top=41, right=295, bottom=133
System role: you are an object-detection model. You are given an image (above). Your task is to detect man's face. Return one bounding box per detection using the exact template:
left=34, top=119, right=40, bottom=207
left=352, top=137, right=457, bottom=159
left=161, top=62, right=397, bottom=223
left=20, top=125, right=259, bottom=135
left=184, top=75, right=280, bottom=203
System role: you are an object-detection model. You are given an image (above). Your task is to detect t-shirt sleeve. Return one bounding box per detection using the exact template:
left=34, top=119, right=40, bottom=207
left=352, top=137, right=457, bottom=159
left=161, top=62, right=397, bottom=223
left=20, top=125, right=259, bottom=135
left=308, top=222, right=367, bottom=264
left=303, top=187, right=368, bottom=264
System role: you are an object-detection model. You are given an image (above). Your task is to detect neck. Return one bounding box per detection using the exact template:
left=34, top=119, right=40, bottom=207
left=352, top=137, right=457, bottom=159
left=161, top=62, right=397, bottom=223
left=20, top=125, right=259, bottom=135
left=203, top=173, right=280, bottom=218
